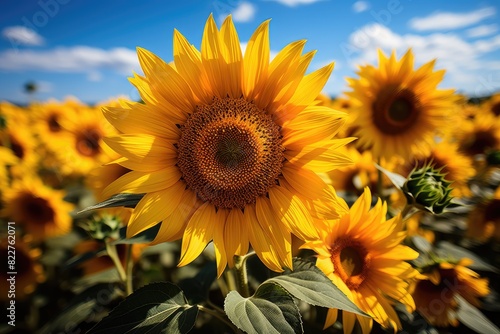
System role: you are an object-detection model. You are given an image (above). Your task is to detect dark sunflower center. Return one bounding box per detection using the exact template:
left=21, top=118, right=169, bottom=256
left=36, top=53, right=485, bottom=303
left=372, top=86, right=420, bottom=135
left=48, top=113, right=61, bottom=132
left=491, top=101, right=500, bottom=117
left=22, top=194, right=55, bottom=225
left=330, top=237, right=370, bottom=290
left=5, top=134, right=25, bottom=159
left=177, top=97, right=284, bottom=209
left=463, top=130, right=497, bottom=156
left=76, top=128, right=102, bottom=157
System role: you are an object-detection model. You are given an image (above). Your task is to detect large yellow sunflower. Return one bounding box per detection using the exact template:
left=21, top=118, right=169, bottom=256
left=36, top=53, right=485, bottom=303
left=1, top=176, right=74, bottom=241
left=411, top=259, right=489, bottom=328
left=101, top=15, right=352, bottom=276
left=346, top=49, right=455, bottom=160
left=301, top=188, right=418, bottom=333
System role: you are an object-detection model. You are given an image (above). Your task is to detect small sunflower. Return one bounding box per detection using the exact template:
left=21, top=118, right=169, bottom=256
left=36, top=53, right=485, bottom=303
left=411, top=259, right=489, bottom=328
left=483, top=92, right=500, bottom=118
left=301, top=188, right=419, bottom=333
left=102, top=15, right=352, bottom=276
left=0, top=146, right=18, bottom=190
left=1, top=176, right=74, bottom=241
left=0, top=236, right=45, bottom=300
left=0, top=121, right=39, bottom=179
left=58, top=106, right=117, bottom=176
left=454, top=112, right=500, bottom=157
left=346, top=49, right=455, bottom=160
left=466, top=186, right=500, bottom=242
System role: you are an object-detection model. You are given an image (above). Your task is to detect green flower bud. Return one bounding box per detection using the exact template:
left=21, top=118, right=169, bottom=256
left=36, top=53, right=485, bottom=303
left=403, top=162, right=454, bottom=214
left=81, top=214, right=122, bottom=240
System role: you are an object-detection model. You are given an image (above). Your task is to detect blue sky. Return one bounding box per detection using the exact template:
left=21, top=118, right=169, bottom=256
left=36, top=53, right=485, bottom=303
left=1, top=0, right=499, bottom=104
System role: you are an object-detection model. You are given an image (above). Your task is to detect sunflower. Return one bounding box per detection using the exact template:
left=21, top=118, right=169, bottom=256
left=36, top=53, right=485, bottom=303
left=1, top=176, right=74, bottom=241
left=0, top=146, right=17, bottom=190
left=30, top=99, right=76, bottom=153
left=346, top=49, right=455, bottom=160
left=101, top=15, right=352, bottom=276
left=57, top=106, right=117, bottom=176
left=411, top=259, right=489, bottom=328
left=0, top=236, right=45, bottom=300
left=397, top=141, right=475, bottom=197
left=301, top=188, right=419, bottom=333
left=466, top=186, right=500, bottom=242
left=454, top=112, right=500, bottom=158
left=483, top=92, right=500, bottom=117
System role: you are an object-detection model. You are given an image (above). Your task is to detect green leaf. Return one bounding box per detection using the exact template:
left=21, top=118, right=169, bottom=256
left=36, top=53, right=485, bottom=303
left=456, top=295, right=500, bottom=334
left=224, top=283, right=302, bottom=334
left=178, top=261, right=217, bottom=304
left=111, top=223, right=161, bottom=245
left=88, top=282, right=198, bottom=334
left=78, top=193, right=145, bottom=215
left=435, top=241, right=499, bottom=273
left=38, top=283, right=121, bottom=334
left=374, top=163, right=407, bottom=189
left=267, top=258, right=367, bottom=316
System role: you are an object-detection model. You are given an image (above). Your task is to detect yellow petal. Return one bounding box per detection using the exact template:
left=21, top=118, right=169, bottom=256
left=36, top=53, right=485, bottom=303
left=102, top=102, right=180, bottom=140
left=201, top=14, right=227, bottom=98
left=126, top=181, right=186, bottom=237
left=224, top=208, right=248, bottom=268
left=152, top=189, right=200, bottom=244
left=104, top=134, right=176, bottom=165
left=287, top=62, right=334, bottom=107
left=268, top=184, right=318, bottom=240
left=102, top=167, right=181, bottom=199
left=178, top=202, right=217, bottom=267
left=242, top=19, right=270, bottom=100
left=173, top=29, right=212, bottom=104
left=212, top=209, right=229, bottom=277
left=220, top=15, right=243, bottom=98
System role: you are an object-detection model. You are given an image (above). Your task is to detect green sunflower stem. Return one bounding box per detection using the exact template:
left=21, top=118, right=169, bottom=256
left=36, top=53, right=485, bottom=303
left=125, top=244, right=134, bottom=296
left=233, top=254, right=250, bottom=298
left=105, top=240, right=127, bottom=288
left=376, top=157, right=384, bottom=199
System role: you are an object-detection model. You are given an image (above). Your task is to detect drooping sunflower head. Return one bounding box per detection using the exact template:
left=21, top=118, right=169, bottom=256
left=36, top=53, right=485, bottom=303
left=102, top=15, right=352, bottom=276
left=346, top=49, right=456, bottom=160
left=1, top=176, right=74, bottom=241
left=301, top=188, right=419, bottom=334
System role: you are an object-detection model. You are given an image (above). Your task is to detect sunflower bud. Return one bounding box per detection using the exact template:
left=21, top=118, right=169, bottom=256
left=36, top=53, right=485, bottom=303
left=81, top=214, right=122, bottom=240
left=403, top=162, right=454, bottom=214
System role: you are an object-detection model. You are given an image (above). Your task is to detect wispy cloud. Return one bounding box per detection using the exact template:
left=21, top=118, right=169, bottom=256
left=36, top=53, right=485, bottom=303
left=231, top=2, right=256, bottom=22
left=0, top=46, right=139, bottom=77
left=352, top=1, right=369, bottom=13
left=466, top=24, right=498, bottom=38
left=2, top=26, right=45, bottom=46
left=409, top=7, right=496, bottom=31
left=267, top=0, right=322, bottom=7
left=344, top=23, right=500, bottom=95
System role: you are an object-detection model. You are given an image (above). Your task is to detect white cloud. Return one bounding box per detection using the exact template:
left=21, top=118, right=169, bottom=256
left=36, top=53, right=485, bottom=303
left=0, top=46, right=139, bottom=75
left=353, top=1, right=369, bottom=13
left=409, top=7, right=496, bottom=31
left=466, top=24, right=498, bottom=38
left=267, top=0, right=322, bottom=7
left=2, top=26, right=45, bottom=46
left=343, top=23, right=500, bottom=96
left=231, top=2, right=256, bottom=22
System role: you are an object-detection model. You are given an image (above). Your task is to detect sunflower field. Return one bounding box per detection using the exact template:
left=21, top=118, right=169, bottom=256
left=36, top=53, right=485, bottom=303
left=1, top=14, right=500, bottom=334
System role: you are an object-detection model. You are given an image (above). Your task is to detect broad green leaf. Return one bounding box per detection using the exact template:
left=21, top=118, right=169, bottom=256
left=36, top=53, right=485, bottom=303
left=112, top=223, right=161, bottom=245
left=456, top=295, right=500, bottom=334
left=267, top=258, right=367, bottom=316
left=78, top=193, right=145, bottom=215
left=88, top=282, right=198, bottom=334
left=224, top=283, right=302, bottom=334
left=435, top=241, right=499, bottom=273
left=38, top=283, right=121, bottom=334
